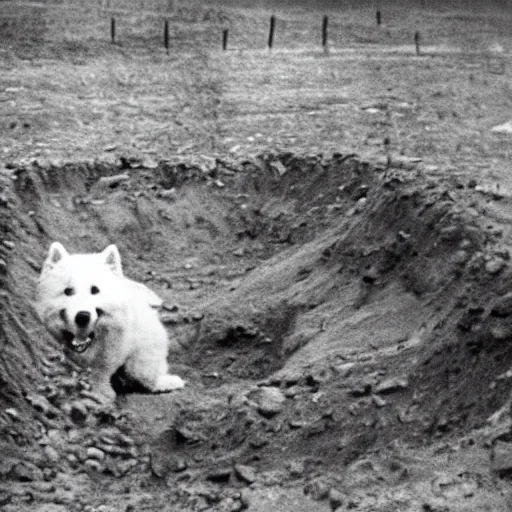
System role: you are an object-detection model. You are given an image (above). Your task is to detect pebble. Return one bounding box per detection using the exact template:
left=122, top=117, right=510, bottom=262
left=270, top=160, right=287, bottom=176
left=66, top=454, right=78, bottom=466
left=47, top=429, right=63, bottom=445
left=111, top=459, right=138, bottom=477
left=248, top=433, right=268, bottom=449
left=84, top=459, right=103, bottom=472
left=96, top=174, right=129, bottom=189
left=246, top=387, right=286, bottom=418
left=331, top=362, right=356, bottom=377
left=372, top=394, right=387, bottom=407
left=490, top=326, right=512, bottom=341
left=375, top=377, right=409, bottom=394
left=115, top=433, right=134, bottom=447
left=5, top=408, right=19, bottom=420
left=234, top=464, right=257, bottom=484
left=44, top=445, right=60, bottom=463
left=451, top=250, right=469, bottom=265
left=288, top=460, right=304, bottom=477
left=86, top=447, right=106, bottom=461
left=355, top=197, right=367, bottom=213
left=99, top=444, right=132, bottom=457
left=485, top=258, right=506, bottom=275
left=168, top=456, right=187, bottom=473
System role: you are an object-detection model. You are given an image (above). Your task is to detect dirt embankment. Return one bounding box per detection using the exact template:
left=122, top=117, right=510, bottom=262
left=2, top=153, right=512, bottom=510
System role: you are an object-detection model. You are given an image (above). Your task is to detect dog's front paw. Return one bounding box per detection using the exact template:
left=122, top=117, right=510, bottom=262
left=156, top=374, right=185, bottom=392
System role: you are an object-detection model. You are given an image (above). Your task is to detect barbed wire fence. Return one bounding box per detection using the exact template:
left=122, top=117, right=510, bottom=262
left=0, top=0, right=511, bottom=71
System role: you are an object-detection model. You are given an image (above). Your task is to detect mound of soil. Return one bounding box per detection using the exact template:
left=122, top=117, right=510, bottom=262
left=2, top=153, right=512, bottom=511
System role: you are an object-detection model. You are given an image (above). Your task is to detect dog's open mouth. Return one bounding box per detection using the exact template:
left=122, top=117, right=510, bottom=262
left=62, top=330, right=95, bottom=353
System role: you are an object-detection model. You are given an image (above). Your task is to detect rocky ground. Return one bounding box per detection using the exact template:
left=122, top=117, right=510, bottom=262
left=3, top=1, right=512, bottom=511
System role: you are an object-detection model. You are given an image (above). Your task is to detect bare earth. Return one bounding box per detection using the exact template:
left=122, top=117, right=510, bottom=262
left=3, top=2, right=512, bottom=511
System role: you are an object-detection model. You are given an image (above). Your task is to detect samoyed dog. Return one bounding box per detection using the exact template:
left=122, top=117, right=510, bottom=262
left=36, top=242, right=184, bottom=402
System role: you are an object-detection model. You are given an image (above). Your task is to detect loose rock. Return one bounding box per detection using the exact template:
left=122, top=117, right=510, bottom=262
left=372, top=394, right=387, bottom=407
left=375, top=377, right=409, bottom=394
left=84, top=459, right=103, bottom=472
left=486, top=258, right=506, bottom=275
left=288, top=460, right=305, bottom=477
left=86, top=447, right=106, bottom=461
left=246, top=387, right=286, bottom=418
left=234, top=464, right=257, bottom=484
left=44, top=445, right=60, bottom=463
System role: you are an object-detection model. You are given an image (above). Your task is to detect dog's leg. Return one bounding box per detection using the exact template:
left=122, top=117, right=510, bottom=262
left=88, top=340, right=124, bottom=403
left=125, top=345, right=185, bottom=393
left=89, top=365, right=117, bottom=404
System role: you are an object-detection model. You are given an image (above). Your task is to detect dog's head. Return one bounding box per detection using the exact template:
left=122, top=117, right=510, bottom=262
left=36, top=242, right=123, bottom=354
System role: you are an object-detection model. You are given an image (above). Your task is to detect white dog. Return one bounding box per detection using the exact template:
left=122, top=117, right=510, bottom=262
left=36, top=242, right=184, bottom=402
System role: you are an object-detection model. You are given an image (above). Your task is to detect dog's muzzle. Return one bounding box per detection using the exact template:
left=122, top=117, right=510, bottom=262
left=59, top=308, right=103, bottom=353
left=61, top=330, right=95, bottom=353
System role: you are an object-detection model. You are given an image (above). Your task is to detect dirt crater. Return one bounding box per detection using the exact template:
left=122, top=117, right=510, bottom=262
left=2, top=153, right=512, bottom=510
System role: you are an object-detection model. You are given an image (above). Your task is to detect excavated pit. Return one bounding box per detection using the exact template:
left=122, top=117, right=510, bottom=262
left=2, top=153, right=512, bottom=510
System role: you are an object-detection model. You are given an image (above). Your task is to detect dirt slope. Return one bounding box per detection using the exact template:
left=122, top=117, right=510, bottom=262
left=1, top=153, right=512, bottom=511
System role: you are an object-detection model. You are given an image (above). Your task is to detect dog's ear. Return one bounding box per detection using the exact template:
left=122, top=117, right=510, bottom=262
left=43, top=242, right=69, bottom=272
left=102, top=244, right=123, bottom=276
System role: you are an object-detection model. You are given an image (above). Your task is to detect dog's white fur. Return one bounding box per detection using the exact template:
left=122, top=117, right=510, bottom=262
left=36, top=242, right=184, bottom=402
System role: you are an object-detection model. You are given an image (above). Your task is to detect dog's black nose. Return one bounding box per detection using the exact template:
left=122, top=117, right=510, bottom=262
left=75, top=311, right=91, bottom=327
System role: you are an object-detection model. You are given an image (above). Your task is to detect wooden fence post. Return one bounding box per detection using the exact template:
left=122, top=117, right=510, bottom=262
left=111, top=17, right=116, bottom=43
left=164, top=19, right=169, bottom=52
left=414, top=31, right=420, bottom=55
left=223, top=28, right=228, bottom=50
left=268, top=15, right=275, bottom=49
left=322, top=15, right=328, bottom=48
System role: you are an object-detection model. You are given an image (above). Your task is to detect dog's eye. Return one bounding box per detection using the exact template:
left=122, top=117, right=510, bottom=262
left=64, top=287, right=74, bottom=296
left=91, top=285, right=100, bottom=295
